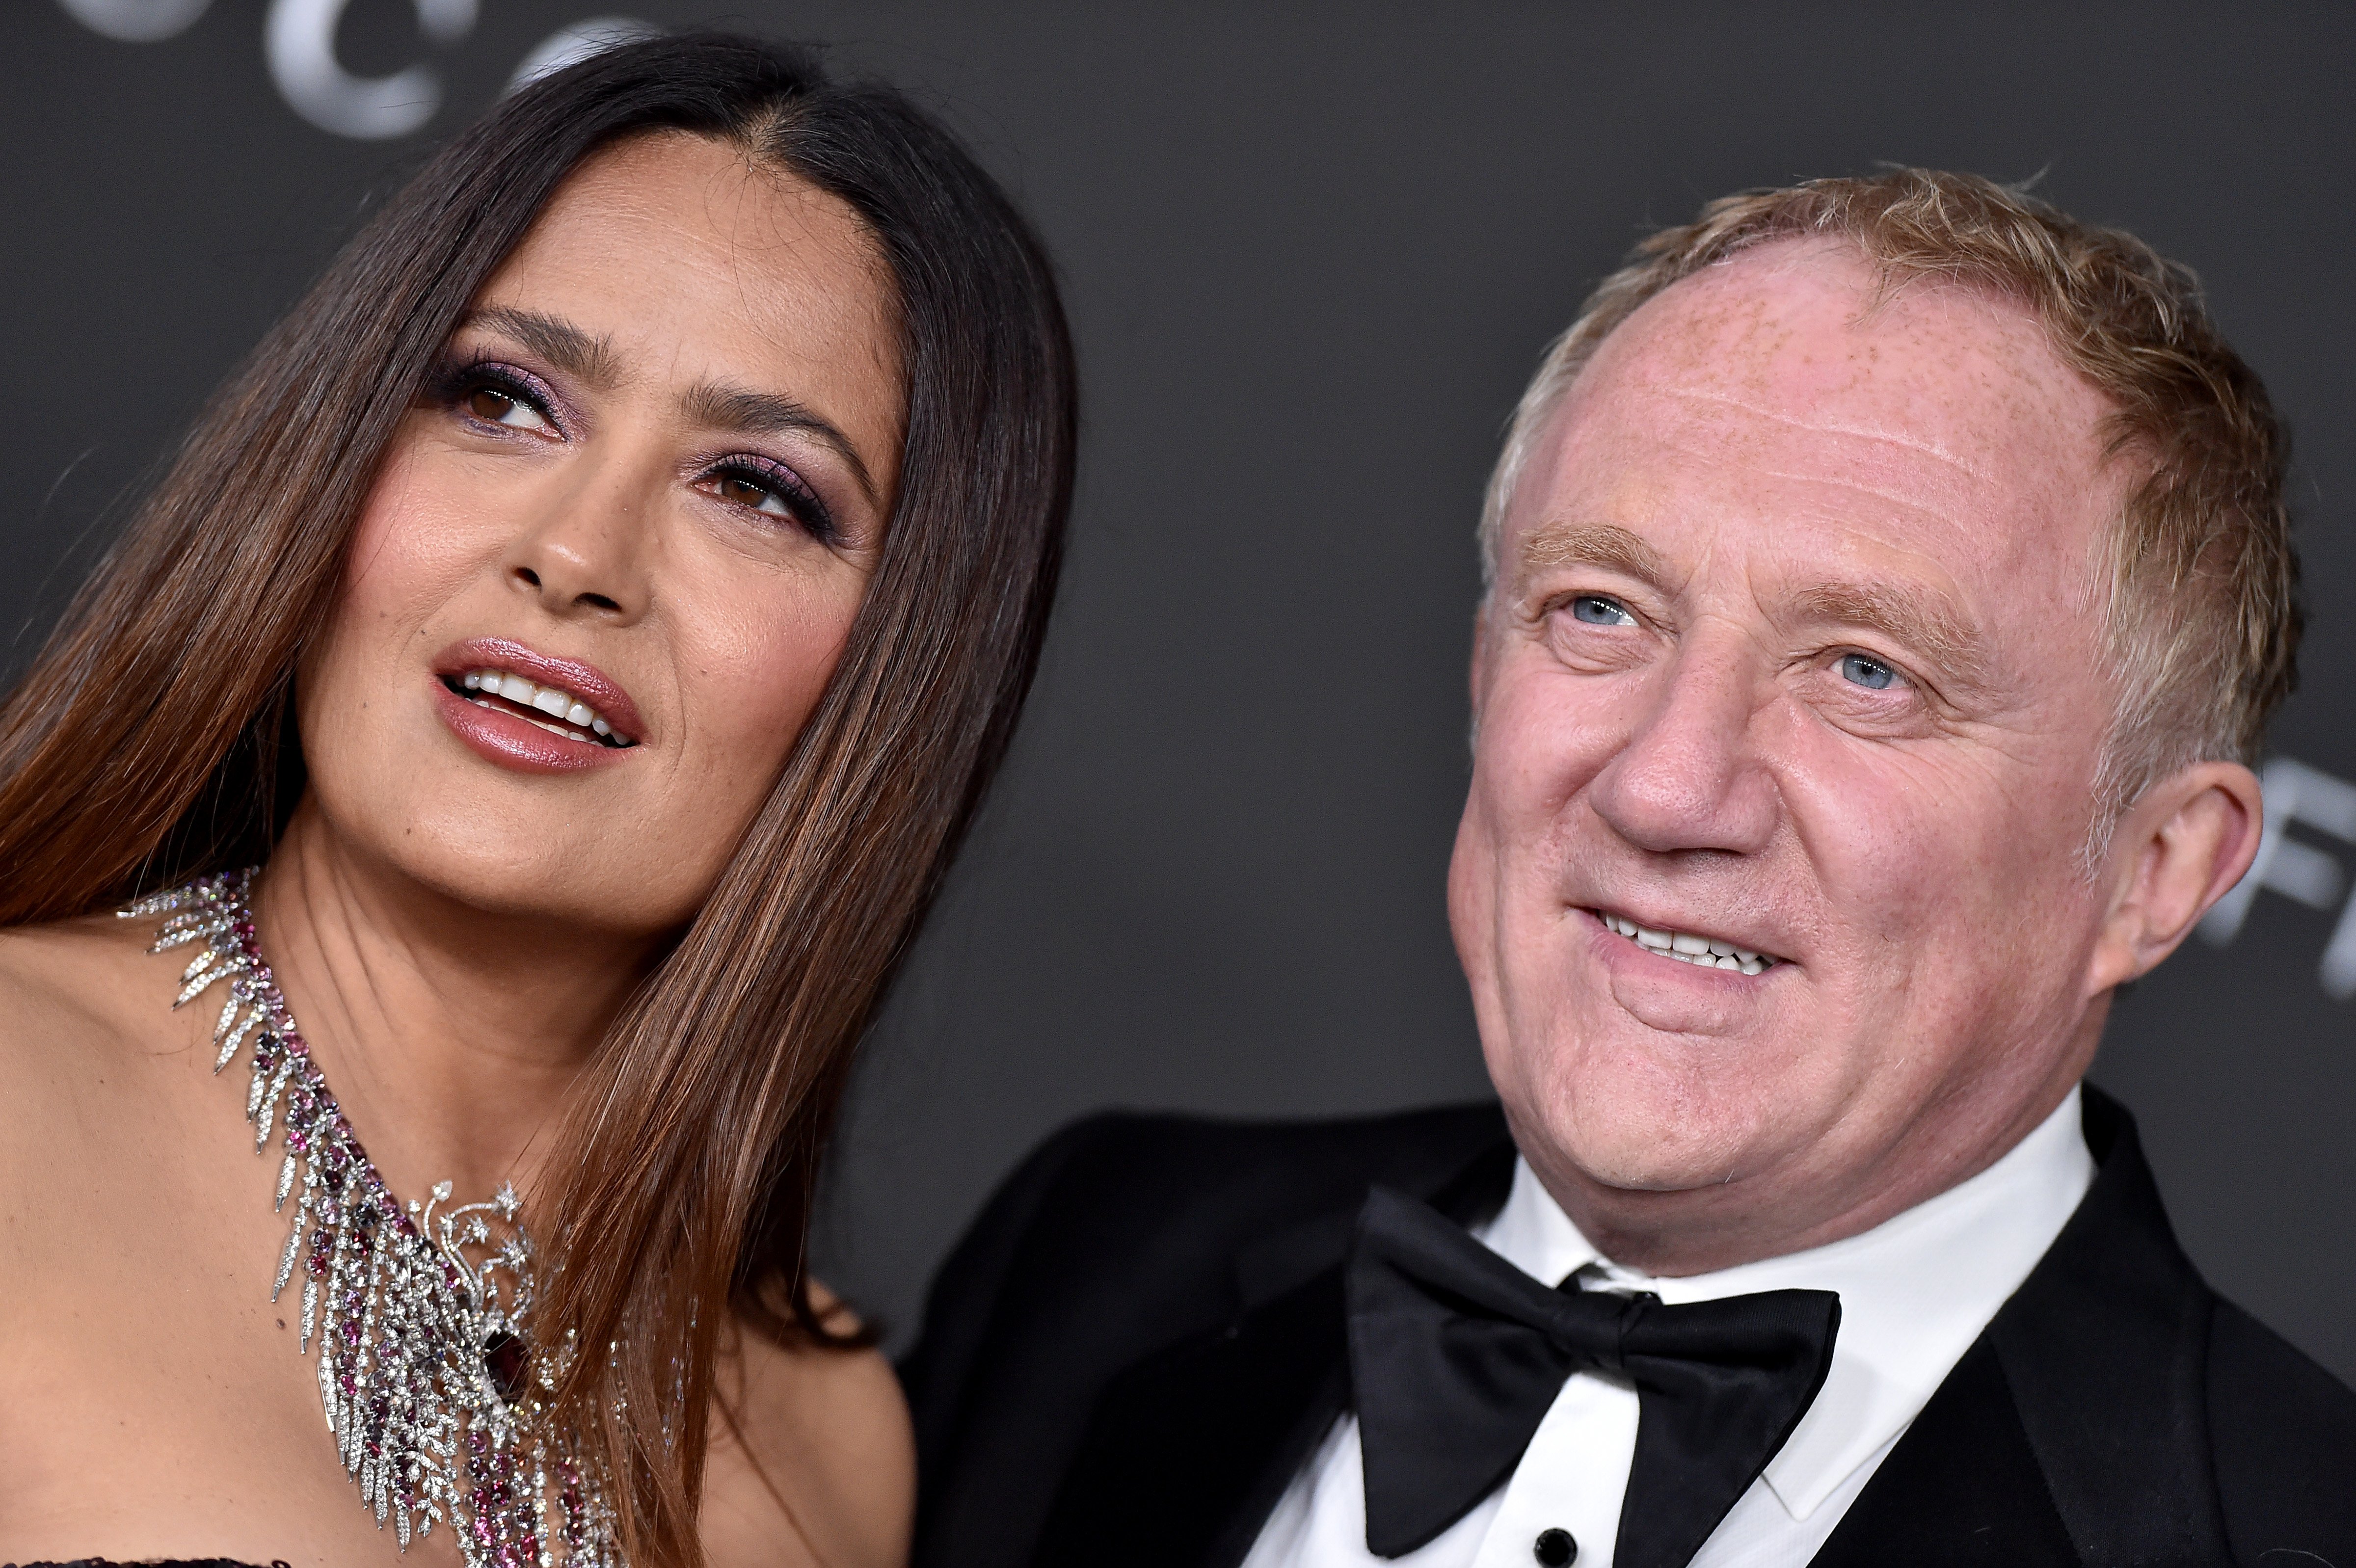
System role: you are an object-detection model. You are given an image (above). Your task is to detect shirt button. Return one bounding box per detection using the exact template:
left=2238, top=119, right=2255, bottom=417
left=1533, top=1528, right=1578, bottom=1566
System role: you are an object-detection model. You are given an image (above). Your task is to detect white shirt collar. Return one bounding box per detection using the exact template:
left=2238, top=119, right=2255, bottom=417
left=1477, top=1086, right=2094, bottom=1521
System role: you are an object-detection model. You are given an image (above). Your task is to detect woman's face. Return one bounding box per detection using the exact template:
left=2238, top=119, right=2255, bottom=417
left=298, top=131, right=904, bottom=936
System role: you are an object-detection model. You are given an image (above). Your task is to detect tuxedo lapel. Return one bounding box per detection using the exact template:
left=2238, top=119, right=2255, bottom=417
left=1030, top=1252, right=1351, bottom=1568
left=1808, top=1337, right=2079, bottom=1567
left=1813, top=1087, right=2231, bottom=1568
left=1983, top=1087, right=2230, bottom=1565
left=1030, top=1136, right=1517, bottom=1568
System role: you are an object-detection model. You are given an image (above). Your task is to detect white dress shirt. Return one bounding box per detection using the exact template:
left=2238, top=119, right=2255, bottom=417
left=1241, top=1087, right=2095, bottom=1568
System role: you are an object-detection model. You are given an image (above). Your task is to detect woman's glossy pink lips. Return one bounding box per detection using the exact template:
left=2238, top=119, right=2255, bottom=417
left=433, top=637, right=646, bottom=741
left=433, top=682, right=621, bottom=773
left=430, top=637, right=646, bottom=775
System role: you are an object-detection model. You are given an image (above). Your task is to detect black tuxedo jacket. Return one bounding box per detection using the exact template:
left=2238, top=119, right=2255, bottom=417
left=902, top=1087, right=2356, bottom=1568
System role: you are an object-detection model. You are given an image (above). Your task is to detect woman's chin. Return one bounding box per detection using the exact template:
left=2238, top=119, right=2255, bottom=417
left=281, top=788, right=696, bottom=938
left=393, top=844, right=694, bottom=939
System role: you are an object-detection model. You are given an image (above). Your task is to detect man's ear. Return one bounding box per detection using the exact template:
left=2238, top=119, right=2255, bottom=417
left=2087, top=760, right=2264, bottom=995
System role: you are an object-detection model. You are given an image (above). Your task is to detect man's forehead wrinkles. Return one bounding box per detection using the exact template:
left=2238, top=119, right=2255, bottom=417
left=1650, top=384, right=1999, bottom=485
left=1601, top=410, right=1988, bottom=522
left=1740, top=464, right=1983, bottom=522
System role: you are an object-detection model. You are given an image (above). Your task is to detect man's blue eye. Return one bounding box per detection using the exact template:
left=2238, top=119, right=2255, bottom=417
left=1571, top=596, right=1634, bottom=626
left=1839, top=653, right=1897, bottom=691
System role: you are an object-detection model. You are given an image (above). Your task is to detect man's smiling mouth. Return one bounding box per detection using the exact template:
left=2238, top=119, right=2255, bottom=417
left=1590, top=908, right=1783, bottom=975
left=444, top=668, right=638, bottom=748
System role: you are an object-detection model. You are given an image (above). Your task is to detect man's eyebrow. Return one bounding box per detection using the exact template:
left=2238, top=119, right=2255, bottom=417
left=1513, top=519, right=1991, bottom=685
left=683, top=380, right=884, bottom=513
left=1511, top=520, right=1674, bottom=596
left=1787, top=580, right=1989, bottom=687
left=462, top=307, right=621, bottom=387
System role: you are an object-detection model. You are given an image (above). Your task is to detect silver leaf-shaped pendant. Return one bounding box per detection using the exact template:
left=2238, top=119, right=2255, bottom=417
left=172, top=966, right=219, bottom=1009
left=301, top=1276, right=319, bottom=1352
left=215, top=1006, right=265, bottom=1073
left=181, top=945, right=220, bottom=986
left=318, top=1338, right=338, bottom=1430
left=172, top=949, right=247, bottom=1008
left=272, top=1220, right=302, bottom=1302
left=121, top=887, right=186, bottom=920
left=276, top=1152, right=297, bottom=1210
left=213, top=1016, right=247, bottom=1074
left=255, top=1065, right=286, bottom=1152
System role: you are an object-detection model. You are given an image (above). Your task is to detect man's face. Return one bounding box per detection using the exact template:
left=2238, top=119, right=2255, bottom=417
left=1451, top=241, right=2132, bottom=1264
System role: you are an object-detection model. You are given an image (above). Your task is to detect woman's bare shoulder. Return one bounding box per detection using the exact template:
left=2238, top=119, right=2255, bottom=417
left=0, top=916, right=163, bottom=1086
left=701, top=1285, right=915, bottom=1568
left=0, top=915, right=192, bottom=1256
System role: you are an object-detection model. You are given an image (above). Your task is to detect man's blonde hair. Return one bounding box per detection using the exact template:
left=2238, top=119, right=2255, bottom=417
left=1481, top=168, right=2301, bottom=837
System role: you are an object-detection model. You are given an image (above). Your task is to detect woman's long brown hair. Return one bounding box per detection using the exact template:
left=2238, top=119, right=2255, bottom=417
left=0, top=35, right=1075, bottom=1567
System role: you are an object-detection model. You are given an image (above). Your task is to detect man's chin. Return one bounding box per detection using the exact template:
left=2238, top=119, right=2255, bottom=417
left=1512, top=1083, right=1805, bottom=1201
left=1560, top=1140, right=1776, bottom=1197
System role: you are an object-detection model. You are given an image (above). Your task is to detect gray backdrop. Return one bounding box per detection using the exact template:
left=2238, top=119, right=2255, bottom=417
left=6, top=2, right=2353, bottom=1382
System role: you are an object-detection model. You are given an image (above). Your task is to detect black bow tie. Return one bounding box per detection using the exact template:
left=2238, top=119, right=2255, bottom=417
left=1345, top=1187, right=1842, bottom=1567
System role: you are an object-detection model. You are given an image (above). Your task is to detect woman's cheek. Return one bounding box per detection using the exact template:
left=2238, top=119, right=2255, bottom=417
left=344, top=449, right=504, bottom=620
left=695, top=585, right=865, bottom=780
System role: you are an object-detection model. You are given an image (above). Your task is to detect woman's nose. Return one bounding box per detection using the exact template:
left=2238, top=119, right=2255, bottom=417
left=503, top=461, right=653, bottom=623
left=1586, top=638, right=1779, bottom=857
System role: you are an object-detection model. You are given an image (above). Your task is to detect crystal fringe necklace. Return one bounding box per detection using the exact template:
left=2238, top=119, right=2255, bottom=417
left=128, top=869, right=621, bottom=1567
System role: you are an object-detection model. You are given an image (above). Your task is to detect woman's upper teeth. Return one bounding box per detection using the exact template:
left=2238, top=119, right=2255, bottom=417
left=1600, top=910, right=1777, bottom=974
left=461, top=669, right=617, bottom=740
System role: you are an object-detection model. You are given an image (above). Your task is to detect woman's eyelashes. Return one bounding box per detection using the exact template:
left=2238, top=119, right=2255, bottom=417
left=432, top=358, right=565, bottom=438
left=428, top=353, right=840, bottom=543
left=693, top=453, right=836, bottom=542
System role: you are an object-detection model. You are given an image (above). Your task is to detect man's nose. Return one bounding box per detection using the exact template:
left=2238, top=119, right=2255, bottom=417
left=502, top=458, right=653, bottom=624
left=1586, top=635, right=1779, bottom=856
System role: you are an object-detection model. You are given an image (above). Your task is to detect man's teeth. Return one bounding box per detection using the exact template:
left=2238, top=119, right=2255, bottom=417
left=1599, top=911, right=1775, bottom=976
left=459, top=669, right=620, bottom=744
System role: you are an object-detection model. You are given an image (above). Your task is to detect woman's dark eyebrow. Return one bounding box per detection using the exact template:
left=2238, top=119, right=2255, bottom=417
left=458, top=311, right=884, bottom=512
left=462, top=307, right=620, bottom=386
left=684, top=381, right=883, bottom=512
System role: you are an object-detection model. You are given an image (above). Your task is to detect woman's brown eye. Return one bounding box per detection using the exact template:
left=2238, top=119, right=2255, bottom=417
left=714, top=475, right=790, bottom=515
left=458, top=382, right=552, bottom=431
